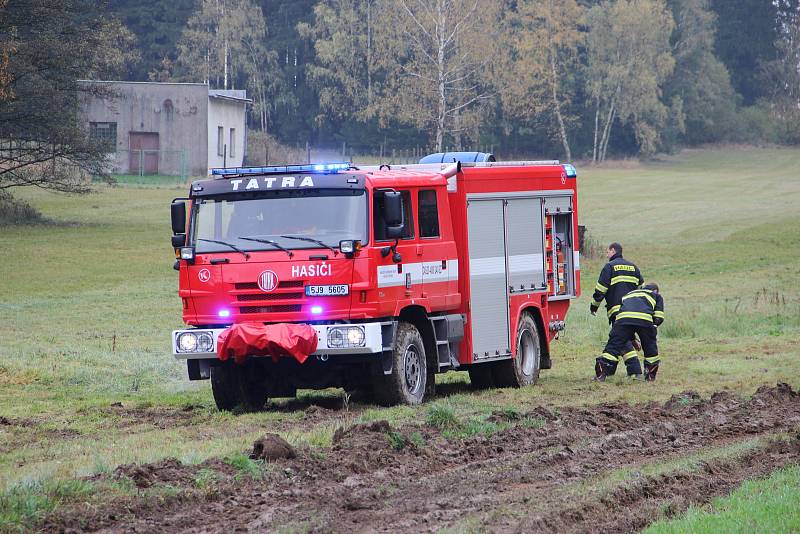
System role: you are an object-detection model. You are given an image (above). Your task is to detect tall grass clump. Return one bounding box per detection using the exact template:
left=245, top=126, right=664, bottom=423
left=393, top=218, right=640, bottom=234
left=0, top=192, right=48, bottom=226
left=0, top=479, right=94, bottom=532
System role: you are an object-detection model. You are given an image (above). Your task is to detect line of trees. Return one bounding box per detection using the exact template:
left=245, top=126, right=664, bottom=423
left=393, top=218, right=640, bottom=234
left=2, top=0, right=799, bottom=201
left=141, top=0, right=798, bottom=161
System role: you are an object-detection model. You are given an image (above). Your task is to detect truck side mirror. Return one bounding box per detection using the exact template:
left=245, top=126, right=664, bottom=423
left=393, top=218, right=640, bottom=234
left=383, top=191, right=404, bottom=238
left=171, top=201, right=186, bottom=234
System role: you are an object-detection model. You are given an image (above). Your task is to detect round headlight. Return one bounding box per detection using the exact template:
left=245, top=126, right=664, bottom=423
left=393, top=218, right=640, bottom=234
left=178, top=332, right=198, bottom=352
left=197, top=332, right=214, bottom=352
left=347, top=327, right=365, bottom=346
left=328, top=328, right=344, bottom=348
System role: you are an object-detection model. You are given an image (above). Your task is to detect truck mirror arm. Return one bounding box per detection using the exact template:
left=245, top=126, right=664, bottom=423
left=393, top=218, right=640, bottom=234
left=381, top=238, right=402, bottom=263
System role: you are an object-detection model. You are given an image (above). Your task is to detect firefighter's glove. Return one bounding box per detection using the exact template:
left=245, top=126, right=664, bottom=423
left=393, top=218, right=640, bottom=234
left=589, top=304, right=598, bottom=316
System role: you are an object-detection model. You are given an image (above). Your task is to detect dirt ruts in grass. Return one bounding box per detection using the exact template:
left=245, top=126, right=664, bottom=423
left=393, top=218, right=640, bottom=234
left=39, top=383, right=800, bottom=533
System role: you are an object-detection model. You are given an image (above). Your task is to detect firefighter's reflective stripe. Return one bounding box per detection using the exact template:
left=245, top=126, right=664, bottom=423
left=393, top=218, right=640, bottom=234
left=644, top=355, right=661, bottom=364
left=622, top=291, right=656, bottom=307
left=616, top=311, right=654, bottom=322
left=601, top=352, right=619, bottom=362
left=623, top=350, right=638, bottom=361
left=610, top=275, right=641, bottom=285
left=607, top=304, right=621, bottom=317
left=654, top=310, right=665, bottom=319
left=594, top=282, right=608, bottom=293
left=593, top=298, right=604, bottom=306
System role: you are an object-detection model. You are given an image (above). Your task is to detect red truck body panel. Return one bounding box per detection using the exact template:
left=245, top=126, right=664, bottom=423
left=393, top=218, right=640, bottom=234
left=177, top=160, right=579, bottom=375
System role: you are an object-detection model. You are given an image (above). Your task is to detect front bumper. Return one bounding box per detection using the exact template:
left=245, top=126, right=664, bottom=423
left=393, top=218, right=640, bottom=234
left=172, top=322, right=386, bottom=360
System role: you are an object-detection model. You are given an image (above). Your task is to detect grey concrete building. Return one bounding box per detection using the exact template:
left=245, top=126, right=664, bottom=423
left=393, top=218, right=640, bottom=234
left=79, top=81, right=250, bottom=177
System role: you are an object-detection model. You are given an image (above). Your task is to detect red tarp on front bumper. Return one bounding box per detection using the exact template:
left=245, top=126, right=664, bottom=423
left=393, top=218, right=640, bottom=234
left=217, top=323, right=318, bottom=365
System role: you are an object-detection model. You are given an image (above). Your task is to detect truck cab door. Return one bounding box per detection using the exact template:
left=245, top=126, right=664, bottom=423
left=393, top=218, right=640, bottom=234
left=374, top=190, right=422, bottom=306
left=417, top=188, right=452, bottom=310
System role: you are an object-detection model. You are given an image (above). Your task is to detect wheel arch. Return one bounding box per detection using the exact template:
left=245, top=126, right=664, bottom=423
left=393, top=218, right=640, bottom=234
left=398, top=305, right=437, bottom=374
left=517, top=305, right=549, bottom=367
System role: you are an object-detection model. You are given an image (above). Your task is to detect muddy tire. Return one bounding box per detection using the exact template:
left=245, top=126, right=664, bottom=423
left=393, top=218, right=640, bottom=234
left=468, top=364, right=494, bottom=389
left=373, top=322, right=427, bottom=406
left=210, top=362, right=267, bottom=412
left=493, top=313, right=541, bottom=388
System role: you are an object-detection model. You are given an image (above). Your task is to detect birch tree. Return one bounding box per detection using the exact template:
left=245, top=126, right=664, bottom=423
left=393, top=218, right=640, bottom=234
left=764, top=0, right=800, bottom=141
left=176, top=0, right=266, bottom=90
left=382, top=0, right=502, bottom=151
left=585, top=0, right=675, bottom=161
left=501, top=0, right=584, bottom=161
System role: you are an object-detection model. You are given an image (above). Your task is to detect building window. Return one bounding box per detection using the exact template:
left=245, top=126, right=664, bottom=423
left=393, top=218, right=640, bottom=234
left=217, top=126, right=224, bottom=156
left=229, top=128, right=235, bottom=157
left=418, top=190, right=440, bottom=238
left=89, top=122, right=117, bottom=151
left=163, top=99, right=174, bottom=121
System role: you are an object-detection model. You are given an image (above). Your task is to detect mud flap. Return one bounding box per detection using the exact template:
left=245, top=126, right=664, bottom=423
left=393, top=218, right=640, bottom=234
left=379, top=321, right=398, bottom=375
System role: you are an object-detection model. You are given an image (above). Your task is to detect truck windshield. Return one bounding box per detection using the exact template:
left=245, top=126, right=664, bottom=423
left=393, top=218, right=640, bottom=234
left=191, top=189, right=367, bottom=254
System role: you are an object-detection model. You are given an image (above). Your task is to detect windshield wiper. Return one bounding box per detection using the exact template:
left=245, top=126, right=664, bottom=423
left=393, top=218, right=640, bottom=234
left=279, top=235, right=339, bottom=256
left=197, top=238, right=250, bottom=260
left=239, top=236, right=294, bottom=258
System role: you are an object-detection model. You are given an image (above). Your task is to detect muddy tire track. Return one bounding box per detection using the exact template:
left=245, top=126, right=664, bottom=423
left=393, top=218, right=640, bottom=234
left=41, top=383, right=800, bottom=533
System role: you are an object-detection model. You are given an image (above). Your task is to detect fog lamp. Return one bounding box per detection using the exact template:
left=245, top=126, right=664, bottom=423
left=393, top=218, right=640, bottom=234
left=180, top=247, right=195, bottom=261
left=327, top=326, right=366, bottom=348
left=177, top=332, right=198, bottom=352
left=196, top=332, right=214, bottom=352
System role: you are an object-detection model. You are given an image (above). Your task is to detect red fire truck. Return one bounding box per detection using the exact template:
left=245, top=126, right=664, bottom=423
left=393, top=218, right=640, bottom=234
left=170, top=153, right=580, bottom=410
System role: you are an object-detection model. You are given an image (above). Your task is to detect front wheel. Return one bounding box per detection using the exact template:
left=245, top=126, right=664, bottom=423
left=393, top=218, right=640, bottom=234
left=493, top=313, right=541, bottom=388
left=210, top=362, right=268, bottom=412
left=373, top=322, right=427, bottom=406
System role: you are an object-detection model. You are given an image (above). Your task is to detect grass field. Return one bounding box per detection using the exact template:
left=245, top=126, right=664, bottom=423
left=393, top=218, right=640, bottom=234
left=1, top=147, right=799, bottom=529
left=644, top=463, right=800, bottom=533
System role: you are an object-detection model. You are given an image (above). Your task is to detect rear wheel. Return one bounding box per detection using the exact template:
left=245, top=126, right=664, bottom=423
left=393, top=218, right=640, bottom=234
left=374, top=322, right=427, bottom=406
left=493, top=313, right=541, bottom=388
left=210, top=362, right=268, bottom=411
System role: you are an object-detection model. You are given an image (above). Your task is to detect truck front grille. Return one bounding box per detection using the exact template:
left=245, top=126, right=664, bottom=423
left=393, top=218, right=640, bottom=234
left=232, top=279, right=306, bottom=315
left=240, top=305, right=302, bottom=314
left=236, top=292, right=304, bottom=302
left=234, top=281, right=304, bottom=290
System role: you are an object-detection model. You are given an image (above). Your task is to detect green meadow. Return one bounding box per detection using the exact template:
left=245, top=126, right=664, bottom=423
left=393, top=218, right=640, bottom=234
left=0, top=147, right=798, bottom=504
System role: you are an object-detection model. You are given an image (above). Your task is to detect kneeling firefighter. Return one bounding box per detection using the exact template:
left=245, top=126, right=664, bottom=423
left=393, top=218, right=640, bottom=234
left=596, top=283, right=665, bottom=381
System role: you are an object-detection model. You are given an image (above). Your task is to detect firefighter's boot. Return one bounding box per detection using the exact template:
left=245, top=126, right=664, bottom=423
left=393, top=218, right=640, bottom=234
left=644, top=362, right=660, bottom=382
left=594, top=357, right=618, bottom=382
left=623, top=351, right=642, bottom=378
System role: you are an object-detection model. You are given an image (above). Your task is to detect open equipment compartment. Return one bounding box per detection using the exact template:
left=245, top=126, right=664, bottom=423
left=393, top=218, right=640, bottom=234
left=544, top=194, right=576, bottom=299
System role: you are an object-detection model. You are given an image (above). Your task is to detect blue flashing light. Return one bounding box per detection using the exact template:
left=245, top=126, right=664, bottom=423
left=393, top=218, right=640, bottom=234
left=311, top=306, right=323, bottom=315
left=563, top=164, right=577, bottom=178
left=218, top=309, right=231, bottom=318
left=211, top=162, right=351, bottom=177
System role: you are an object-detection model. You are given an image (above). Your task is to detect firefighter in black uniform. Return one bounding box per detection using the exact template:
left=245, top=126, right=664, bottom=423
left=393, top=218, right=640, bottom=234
left=597, top=283, right=665, bottom=381
left=590, top=242, right=644, bottom=377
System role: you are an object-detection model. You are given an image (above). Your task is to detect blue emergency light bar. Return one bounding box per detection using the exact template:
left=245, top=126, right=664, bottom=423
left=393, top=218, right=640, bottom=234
left=563, top=164, right=577, bottom=178
left=211, top=162, right=351, bottom=177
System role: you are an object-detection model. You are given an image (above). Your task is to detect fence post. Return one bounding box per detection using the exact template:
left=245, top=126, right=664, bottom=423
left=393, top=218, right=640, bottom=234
left=181, top=150, right=187, bottom=183
left=139, top=150, right=144, bottom=177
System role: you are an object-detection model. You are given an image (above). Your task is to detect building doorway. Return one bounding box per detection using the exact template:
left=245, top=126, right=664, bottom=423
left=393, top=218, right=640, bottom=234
left=129, top=132, right=160, bottom=175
